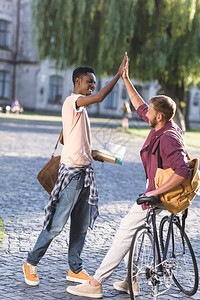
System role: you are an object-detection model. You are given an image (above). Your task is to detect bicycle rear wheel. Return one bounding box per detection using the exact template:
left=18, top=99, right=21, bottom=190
left=128, top=226, right=155, bottom=299
left=159, top=216, right=199, bottom=296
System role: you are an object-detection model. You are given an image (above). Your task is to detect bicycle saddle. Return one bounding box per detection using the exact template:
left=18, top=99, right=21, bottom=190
left=137, top=195, right=161, bottom=206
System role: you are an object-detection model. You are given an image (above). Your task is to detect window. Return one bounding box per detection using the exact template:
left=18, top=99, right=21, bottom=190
left=48, top=75, right=63, bottom=104
left=193, top=93, right=199, bottom=106
left=0, top=20, right=10, bottom=49
left=104, top=85, right=118, bottom=109
left=0, top=71, right=9, bottom=98
left=122, top=86, right=128, bottom=99
left=134, top=85, right=143, bottom=98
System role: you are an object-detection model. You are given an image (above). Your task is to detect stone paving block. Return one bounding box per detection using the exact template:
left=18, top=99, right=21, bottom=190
left=0, top=117, right=200, bottom=299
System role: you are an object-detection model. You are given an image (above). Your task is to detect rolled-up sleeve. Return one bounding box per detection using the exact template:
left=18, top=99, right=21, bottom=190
left=136, top=103, right=149, bottom=123
left=160, top=134, right=190, bottom=179
left=73, top=94, right=84, bottom=113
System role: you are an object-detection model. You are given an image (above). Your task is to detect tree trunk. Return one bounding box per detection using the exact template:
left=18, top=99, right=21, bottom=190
left=96, top=78, right=101, bottom=116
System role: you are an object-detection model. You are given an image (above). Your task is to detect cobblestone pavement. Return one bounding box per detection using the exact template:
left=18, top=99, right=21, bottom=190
left=0, top=114, right=200, bottom=300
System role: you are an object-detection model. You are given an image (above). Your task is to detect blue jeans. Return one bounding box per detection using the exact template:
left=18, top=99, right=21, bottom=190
left=27, top=172, right=90, bottom=273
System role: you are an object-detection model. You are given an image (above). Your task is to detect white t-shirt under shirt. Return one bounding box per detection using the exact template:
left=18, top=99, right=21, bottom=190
left=60, top=93, right=92, bottom=167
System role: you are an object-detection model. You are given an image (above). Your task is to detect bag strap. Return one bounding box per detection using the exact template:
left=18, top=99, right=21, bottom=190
left=152, top=129, right=182, bottom=168
left=153, top=129, right=188, bottom=168
left=51, top=129, right=63, bottom=158
left=152, top=140, right=163, bottom=169
left=59, top=128, right=64, bottom=145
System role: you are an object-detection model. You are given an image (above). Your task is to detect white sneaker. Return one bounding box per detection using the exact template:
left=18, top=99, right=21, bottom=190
left=67, top=281, right=103, bottom=298
left=113, top=280, right=140, bottom=296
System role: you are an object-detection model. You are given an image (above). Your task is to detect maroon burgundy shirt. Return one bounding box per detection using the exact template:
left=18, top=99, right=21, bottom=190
left=137, top=103, right=190, bottom=196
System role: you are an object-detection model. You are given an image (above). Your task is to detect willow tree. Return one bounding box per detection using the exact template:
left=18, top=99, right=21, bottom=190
left=32, top=0, right=200, bottom=129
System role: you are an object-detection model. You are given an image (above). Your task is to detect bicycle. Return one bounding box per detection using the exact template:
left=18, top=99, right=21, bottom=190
left=128, top=195, right=199, bottom=299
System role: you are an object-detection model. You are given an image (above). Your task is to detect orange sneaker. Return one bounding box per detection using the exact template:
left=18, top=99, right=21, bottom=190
left=23, top=261, right=39, bottom=286
left=66, top=269, right=91, bottom=283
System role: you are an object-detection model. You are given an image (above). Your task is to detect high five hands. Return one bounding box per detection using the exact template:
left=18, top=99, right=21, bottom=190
left=122, top=52, right=129, bottom=80
left=118, top=52, right=128, bottom=77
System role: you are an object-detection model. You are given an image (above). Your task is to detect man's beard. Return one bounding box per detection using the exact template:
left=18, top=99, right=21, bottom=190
left=149, top=117, right=157, bottom=128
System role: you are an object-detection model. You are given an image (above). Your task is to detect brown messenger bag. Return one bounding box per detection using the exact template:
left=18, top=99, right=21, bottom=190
left=37, top=130, right=63, bottom=194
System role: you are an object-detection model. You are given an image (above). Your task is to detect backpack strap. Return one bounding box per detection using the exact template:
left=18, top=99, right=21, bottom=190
left=152, top=140, right=163, bottom=169
left=164, top=129, right=182, bottom=139
left=152, top=129, right=183, bottom=169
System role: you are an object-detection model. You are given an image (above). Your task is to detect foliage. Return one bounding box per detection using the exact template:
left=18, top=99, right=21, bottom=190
left=32, top=0, right=200, bottom=86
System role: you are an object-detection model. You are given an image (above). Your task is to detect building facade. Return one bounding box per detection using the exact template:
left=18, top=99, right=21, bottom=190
left=0, top=0, right=74, bottom=114
left=0, top=0, right=199, bottom=123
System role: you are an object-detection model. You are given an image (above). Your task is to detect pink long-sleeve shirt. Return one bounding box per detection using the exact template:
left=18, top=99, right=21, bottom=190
left=137, top=104, right=190, bottom=196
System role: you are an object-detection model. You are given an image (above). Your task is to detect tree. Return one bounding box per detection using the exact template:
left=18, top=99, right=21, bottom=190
left=32, top=0, right=200, bottom=129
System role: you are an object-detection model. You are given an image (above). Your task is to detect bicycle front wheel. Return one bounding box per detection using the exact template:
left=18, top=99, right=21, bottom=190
left=128, top=226, right=155, bottom=299
left=159, top=216, right=199, bottom=296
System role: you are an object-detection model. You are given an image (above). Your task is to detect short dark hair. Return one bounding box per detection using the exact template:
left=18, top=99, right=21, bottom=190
left=72, top=66, right=95, bottom=85
left=149, top=95, right=176, bottom=122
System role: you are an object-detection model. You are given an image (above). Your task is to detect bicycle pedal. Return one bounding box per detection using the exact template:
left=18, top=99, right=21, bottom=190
left=148, top=280, right=152, bottom=286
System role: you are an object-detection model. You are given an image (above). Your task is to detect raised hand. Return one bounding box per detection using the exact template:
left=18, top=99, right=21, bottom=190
left=122, top=56, right=129, bottom=80
left=118, top=52, right=128, bottom=76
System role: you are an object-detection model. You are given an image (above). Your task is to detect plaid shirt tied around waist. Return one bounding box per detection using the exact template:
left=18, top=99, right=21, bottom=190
left=43, top=163, right=99, bottom=231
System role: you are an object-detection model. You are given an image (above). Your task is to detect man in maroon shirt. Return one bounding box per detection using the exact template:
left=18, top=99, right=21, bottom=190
left=66, top=57, right=191, bottom=298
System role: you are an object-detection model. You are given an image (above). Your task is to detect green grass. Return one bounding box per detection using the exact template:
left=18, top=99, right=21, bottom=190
left=128, top=127, right=200, bottom=150
left=127, top=127, right=151, bottom=138
left=184, top=130, right=200, bottom=149
left=0, top=218, right=6, bottom=245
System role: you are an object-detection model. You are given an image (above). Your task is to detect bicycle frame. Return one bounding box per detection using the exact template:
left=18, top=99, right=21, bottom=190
left=147, top=208, right=176, bottom=298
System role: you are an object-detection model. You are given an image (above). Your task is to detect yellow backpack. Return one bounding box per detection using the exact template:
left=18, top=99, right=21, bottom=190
left=154, top=130, right=200, bottom=214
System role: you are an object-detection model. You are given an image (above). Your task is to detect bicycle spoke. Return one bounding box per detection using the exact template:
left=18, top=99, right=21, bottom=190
left=128, top=226, right=156, bottom=299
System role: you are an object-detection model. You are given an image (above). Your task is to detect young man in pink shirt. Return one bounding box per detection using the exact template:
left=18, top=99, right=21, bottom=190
left=22, top=53, right=127, bottom=287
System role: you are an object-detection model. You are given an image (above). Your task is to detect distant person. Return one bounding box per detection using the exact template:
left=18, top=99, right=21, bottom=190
left=5, top=105, right=11, bottom=113
left=22, top=53, right=127, bottom=286
left=11, top=100, right=24, bottom=113
left=121, top=101, right=132, bottom=130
